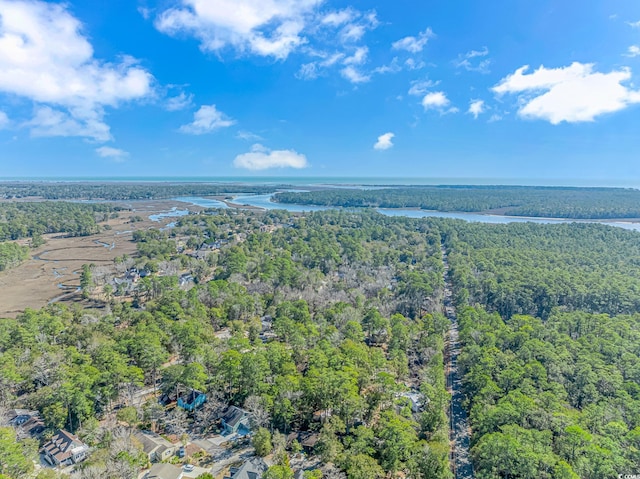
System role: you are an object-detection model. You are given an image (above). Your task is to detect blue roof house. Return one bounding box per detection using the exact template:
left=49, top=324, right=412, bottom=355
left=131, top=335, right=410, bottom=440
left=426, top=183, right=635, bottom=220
left=177, top=390, right=206, bottom=412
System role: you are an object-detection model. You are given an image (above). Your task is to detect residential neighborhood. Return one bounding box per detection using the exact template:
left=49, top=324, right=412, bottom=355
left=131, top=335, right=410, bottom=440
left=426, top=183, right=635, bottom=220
left=1, top=383, right=321, bottom=479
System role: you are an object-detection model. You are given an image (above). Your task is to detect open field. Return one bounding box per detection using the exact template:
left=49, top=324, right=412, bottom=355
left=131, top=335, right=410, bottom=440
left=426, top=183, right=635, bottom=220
left=0, top=199, right=206, bottom=318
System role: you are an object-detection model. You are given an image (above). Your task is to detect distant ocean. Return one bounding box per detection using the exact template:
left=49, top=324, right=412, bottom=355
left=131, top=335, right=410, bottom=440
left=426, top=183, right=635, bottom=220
left=2, top=176, right=640, bottom=188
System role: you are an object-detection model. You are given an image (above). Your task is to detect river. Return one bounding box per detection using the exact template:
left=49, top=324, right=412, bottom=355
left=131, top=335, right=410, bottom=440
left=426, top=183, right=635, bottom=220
left=177, top=194, right=640, bottom=232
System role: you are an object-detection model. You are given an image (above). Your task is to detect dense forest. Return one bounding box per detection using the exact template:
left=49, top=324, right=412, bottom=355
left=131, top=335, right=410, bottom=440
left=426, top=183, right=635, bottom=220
left=444, top=222, right=640, bottom=319
left=438, top=220, right=640, bottom=478
left=275, top=186, right=640, bottom=219
left=458, top=307, right=640, bottom=479
left=0, top=202, right=117, bottom=240
left=0, top=182, right=276, bottom=200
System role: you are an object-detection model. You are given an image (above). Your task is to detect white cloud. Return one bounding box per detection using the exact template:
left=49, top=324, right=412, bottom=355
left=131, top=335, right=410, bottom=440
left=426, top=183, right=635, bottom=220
left=422, top=91, right=453, bottom=111
left=154, top=1, right=378, bottom=85
left=628, top=20, right=640, bottom=28
left=374, top=132, right=394, bottom=150
left=338, top=12, right=378, bottom=44
left=409, top=79, right=439, bottom=96
left=96, top=146, right=129, bottom=162
left=341, top=66, right=370, bottom=84
left=296, top=62, right=319, bottom=80
left=405, top=58, right=425, bottom=71
left=236, top=130, right=263, bottom=141
left=373, top=58, right=401, bottom=75
left=626, top=45, right=640, bottom=57
left=322, top=9, right=355, bottom=27
left=343, top=46, right=368, bottom=65
left=493, top=62, right=640, bottom=124
left=180, top=105, right=236, bottom=134
left=165, top=92, right=194, bottom=111
left=321, top=52, right=345, bottom=67
left=392, top=28, right=434, bottom=53
left=0, top=110, right=8, bottom=129
left=341, top=24, right=366, bottom=43
left=155, top=0, right=323, bottom=60
left=454, top=47, right=491, bottom=73
left=468, top=99, right=485, bottom=119
left=138, top=6, right=151, bottom=20
left=233, top=143, right=308, bottom=170
left=26, top=106, right=111, bottom=140
left=0, top=0, right=154, bottom=141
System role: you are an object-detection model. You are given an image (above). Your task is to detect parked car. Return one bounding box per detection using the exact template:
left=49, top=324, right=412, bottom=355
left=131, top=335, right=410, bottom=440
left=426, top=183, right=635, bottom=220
left=183, top=464, right=194, bottom=472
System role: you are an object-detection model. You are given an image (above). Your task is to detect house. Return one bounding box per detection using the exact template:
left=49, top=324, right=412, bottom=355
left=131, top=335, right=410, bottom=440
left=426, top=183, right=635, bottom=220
left=260, top=316, right=273, bottom=332
left=220, top=406, right=251, bottom=436
left=133, top=430, right=178, bottom=462
left=224, top=458, right=267, bottom=479
left=312, top=410, right=332, bottom=422
left=299, top=432, right=320, bottom=453
left=19, top=415, right=46, bottom=439
left=286, top=431, right=319, bottom=454
left=42, top=430, right=89, bottom=466
left=159, top=391, right=177, bottom=407
left=178, top=390, right=207, bottom=412
left=125, top=268, right=141, bottom=283
left=397, top=391, right=426, bottom=414
left=179, top=274, right=194, bottom=287
left=6, top=409, right=39, bottom=426
left=146, top=463, right=183, bottom=479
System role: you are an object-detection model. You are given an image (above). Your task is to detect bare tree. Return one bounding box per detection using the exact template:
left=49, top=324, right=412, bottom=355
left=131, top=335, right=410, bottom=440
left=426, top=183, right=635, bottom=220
left=143, top=401, right=165, bottom=433
left=163, top=407, right=189, bottom=436
left=32, top=351, right=63, bottom=389
left=74, top=465, right=104, bottom=479
left=322, top=465, right=347, bottom=479
left=194, top=391, right=225, bottom=435
left=244, top=395, right=271, bottom=429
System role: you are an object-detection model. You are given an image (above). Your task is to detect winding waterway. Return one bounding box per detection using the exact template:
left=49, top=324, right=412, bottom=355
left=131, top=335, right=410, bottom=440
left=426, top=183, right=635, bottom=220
left=177, top=194, right=640, bottom=232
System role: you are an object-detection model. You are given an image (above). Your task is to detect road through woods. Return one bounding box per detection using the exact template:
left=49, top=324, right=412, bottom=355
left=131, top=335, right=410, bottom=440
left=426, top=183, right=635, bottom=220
left=442, top=245, right=475, bottom=479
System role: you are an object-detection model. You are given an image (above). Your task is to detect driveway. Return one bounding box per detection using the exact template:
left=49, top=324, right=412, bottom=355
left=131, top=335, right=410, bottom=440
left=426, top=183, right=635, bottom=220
left=209, top=447, right=254, bottom=477
left=181, top=465, right=211, bottom=478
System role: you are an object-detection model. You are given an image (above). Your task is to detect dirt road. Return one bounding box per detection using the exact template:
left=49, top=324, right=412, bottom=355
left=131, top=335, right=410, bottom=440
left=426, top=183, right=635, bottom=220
left=442, top=246, right=475, bottom=479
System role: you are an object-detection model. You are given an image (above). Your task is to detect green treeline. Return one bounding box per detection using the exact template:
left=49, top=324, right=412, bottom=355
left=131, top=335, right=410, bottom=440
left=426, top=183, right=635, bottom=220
left=0, top=201, right=117, bottom=240
left=275, top=186, right=640, bottom=219
left=0, top=242, right=29, bottom=271
left=0, top=182, right=276, bottom=200
left=0, top=201, right=115, bottom=272
left=446, top=222, right=640, bottom=318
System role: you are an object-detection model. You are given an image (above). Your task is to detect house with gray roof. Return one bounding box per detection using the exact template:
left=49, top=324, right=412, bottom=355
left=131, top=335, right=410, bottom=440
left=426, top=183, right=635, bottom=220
left=146, top=463, right=183, bottom=479
left=220, top=406, right=251, bottom=436
left=224, top=458, right=267, bottom=479
left=133, top=430, right=178, bottom=462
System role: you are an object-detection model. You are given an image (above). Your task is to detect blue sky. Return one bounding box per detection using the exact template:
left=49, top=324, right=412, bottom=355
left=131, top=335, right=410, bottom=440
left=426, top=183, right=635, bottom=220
left=1, top=0, right=640, bottom=182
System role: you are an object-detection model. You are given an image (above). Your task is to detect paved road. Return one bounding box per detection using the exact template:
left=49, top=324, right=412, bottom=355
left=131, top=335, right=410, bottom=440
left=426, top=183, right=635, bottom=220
left=442, top=246, right=475, bottom=479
